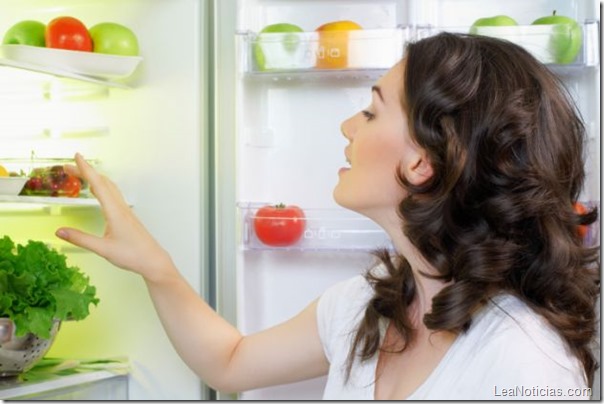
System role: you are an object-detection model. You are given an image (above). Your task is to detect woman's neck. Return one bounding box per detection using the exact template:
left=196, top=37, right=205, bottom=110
left=382, top=214, right=450, bottom=321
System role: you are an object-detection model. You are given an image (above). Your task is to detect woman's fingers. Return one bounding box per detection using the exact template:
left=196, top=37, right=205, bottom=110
left=55, top=227, right=109, bottom=258
left=67, top=154, right=129, bottom=215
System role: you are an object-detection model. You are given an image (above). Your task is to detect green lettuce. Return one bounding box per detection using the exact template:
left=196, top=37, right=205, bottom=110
left=0, top=236, right=99, bottom=339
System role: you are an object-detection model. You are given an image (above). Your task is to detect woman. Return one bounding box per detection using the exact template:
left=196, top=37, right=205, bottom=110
left=56, top=32, right=599, bottom=399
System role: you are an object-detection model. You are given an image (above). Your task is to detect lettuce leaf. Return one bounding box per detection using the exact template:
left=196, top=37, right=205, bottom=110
left=0, top=236, right=99, bottom=339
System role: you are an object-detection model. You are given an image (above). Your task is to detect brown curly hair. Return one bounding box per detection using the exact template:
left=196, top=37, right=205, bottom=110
left=347, top=32, right=600, bottom=386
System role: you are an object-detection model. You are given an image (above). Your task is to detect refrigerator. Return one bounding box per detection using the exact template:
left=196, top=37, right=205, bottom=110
left=212, top=0, right=601, bottom=400
left=0, top=0, right=600, bottom=400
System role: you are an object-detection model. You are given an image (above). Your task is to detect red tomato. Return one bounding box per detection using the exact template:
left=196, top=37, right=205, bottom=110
left=253, top=204, right=306, bottom=247
left=573, top=202, right=589, bottom=239
left=46, top=16, right=92, bottom=51
left=61, top=175, right=81, bottom=197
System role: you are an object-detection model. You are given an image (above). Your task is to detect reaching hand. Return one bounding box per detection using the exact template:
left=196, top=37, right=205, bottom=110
left=55, top=153, right=175, bottom=283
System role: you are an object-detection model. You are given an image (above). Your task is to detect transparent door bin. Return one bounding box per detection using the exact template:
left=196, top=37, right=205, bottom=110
left=239, top=28, right=406, bottom=76
left=239, top=21, right=599, bottom=79
left=458, top=20, right=599, bottom=69
left=238, top=203, right=393, bottom=251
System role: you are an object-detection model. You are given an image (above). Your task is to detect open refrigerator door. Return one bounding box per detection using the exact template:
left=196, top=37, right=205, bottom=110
left=212, top=0, right=600, bottom=400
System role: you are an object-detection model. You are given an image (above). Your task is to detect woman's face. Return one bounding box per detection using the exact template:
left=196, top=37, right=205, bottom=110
left=334, top=60, right=431, bottom=222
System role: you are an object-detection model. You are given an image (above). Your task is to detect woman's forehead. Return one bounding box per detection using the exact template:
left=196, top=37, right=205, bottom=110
left=376, top=60, right=405, bottom=103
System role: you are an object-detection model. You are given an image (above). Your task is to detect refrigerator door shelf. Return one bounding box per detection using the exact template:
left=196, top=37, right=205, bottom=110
left=244, top=68, right=389, bottom=83
left=239, top=27, right=406, bottom=75
left=238, top=202, right=394, bottom=252
left=432, top=20, right=600, bottom=72
left=240, top=21, right=599, bottom=79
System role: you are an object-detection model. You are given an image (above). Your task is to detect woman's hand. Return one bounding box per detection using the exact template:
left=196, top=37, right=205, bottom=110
left=55, top=153, right=175, bottom=283
left=55, top=155, right=329, bottom=392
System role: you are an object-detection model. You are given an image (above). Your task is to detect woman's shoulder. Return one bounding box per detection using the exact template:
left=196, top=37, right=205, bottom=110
left=464, top=293, right=586, bottom=381
left=415, top=293, right=589, bottom=400
left=315, top=270, right=378, bottom=363
left=317, top=272, right=374, bottom=325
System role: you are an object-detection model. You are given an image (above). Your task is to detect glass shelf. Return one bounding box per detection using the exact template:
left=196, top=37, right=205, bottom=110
left=0, top=156, right=107, bottom=213
left=0, top=195, right=99, bottom=207
left=238, top=202, right=393, bottom=252
left=238, top=21, right=599, bottom=80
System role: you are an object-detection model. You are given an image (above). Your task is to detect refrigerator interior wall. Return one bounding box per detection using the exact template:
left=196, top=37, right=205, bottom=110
left=231, top=0, right=600, bottom=400
left=235, top=0, right=411, bottom=400
left=0, top=0, right=208, bottom=400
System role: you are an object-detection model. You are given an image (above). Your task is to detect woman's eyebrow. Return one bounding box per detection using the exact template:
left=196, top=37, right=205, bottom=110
left=372, top=85, right=384, bottom=102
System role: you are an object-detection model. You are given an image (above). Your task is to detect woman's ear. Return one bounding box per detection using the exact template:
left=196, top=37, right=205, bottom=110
left=405, top=153, right=433, bottom=185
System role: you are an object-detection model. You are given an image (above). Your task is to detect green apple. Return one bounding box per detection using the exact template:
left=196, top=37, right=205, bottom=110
left=470, top=15, right=518, bottom=34
left=89, top=22, right=139, bottom=56
left=531, top=11, right=582, bottom=64
left=3, top=20, right=46, bottom=47
left=253, top=23, right=304, bottom=71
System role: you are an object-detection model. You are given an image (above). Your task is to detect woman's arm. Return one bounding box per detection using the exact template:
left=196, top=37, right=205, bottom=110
left=56, top=154, right=329, bottom=393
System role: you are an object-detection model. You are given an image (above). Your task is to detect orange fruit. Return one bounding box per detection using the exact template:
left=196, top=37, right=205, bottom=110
left=315, top=20, right=362, bottom=69
left=0, top=165, right=8, bottom=177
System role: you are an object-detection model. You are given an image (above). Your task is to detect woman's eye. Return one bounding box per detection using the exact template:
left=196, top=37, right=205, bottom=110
left=362, top=110, right=375, bottom=121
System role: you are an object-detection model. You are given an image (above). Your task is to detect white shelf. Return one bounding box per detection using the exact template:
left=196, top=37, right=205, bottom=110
left=0, top=58, right=132, bottom=89
left=0, top=195, right=99, bottom=207
left=0, top=369, right=127, bottom=400
left=0, top=45, right=143, bottom=89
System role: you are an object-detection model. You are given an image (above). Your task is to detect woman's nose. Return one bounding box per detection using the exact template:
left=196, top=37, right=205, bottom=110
left=340, top=114, right=355, bottom=141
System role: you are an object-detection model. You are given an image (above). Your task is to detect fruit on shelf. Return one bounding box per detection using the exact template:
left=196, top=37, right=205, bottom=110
left=20, top=165, right=82, bottom=198
left=531, top=11, right=582, bottom=64
left=0, top=165, right=8, bottom=177
left=253, top=204, right=306, bottom=247
left=253, top=22, right=305, bottom=71
left=315, top=20, right=362, bottom=69
left=573, top=202, right=589, bottom=239
left=89, top=22, right=140, bottom=56
left=46, top=16, right=93, bottom=52
left=470, top=15, right=518, bottom=34
left=3, top=20, right=46, bottom=47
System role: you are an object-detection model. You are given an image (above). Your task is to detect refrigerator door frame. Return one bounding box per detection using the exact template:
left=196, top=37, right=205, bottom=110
left=210, top=0, right=240, bottom=399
